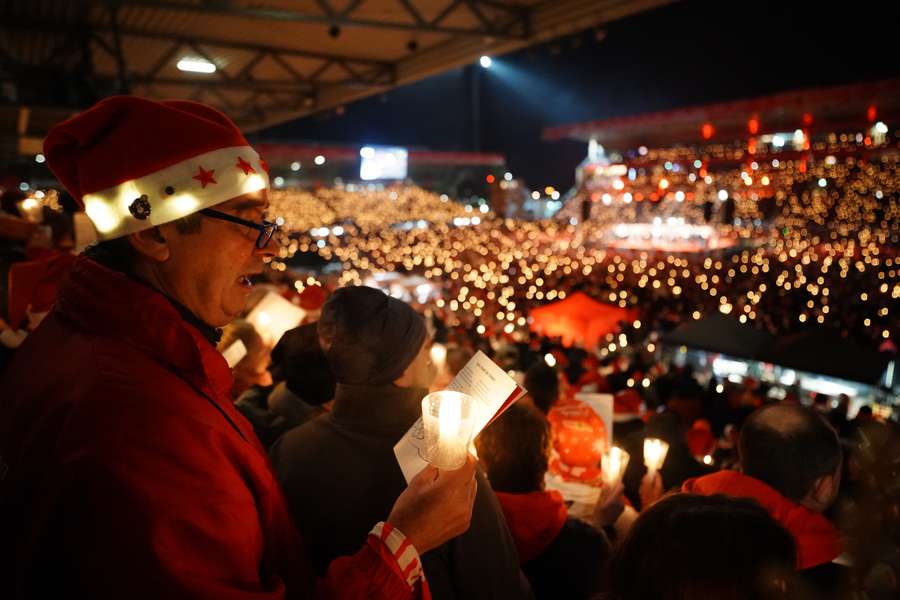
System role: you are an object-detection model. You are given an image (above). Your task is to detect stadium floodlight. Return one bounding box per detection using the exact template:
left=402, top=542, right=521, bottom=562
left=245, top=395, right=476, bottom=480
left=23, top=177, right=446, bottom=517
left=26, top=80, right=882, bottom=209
left=177, top=58, right=216, bottom=73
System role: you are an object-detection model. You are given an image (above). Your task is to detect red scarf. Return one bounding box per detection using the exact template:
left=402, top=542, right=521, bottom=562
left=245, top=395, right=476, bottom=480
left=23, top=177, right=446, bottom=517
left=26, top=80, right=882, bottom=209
left=496, top=490, right=569, bottom=564
left=682, top=470, right=842, bottom=569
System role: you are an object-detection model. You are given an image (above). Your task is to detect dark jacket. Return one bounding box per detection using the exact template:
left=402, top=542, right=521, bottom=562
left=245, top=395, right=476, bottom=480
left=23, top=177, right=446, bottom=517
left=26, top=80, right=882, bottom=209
left=271, top=382, right=526, bottom=600
left=497, top=490, right=610, bottom=600
left=235, top=381, right=325, bottom=450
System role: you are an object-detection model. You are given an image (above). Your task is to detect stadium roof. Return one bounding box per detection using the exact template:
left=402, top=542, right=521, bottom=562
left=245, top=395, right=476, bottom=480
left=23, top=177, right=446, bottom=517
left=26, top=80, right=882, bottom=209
left=0, top=0, right=672, bottom=155
left=543, top=78, right=900, bottom=150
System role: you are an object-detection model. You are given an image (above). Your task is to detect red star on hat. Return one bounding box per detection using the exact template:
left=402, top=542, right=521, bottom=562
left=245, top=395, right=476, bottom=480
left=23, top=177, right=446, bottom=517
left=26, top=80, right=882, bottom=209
left=236, top=156, right=256, bottom=175
left=192, top=165, right=217, bottom=188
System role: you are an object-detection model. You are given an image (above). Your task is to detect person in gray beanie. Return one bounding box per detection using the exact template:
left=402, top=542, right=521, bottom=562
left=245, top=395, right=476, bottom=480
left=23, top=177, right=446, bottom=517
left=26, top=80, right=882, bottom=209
left=317, top=286, right=429, bottom=386
left=271, top=286, right=528, bottom=600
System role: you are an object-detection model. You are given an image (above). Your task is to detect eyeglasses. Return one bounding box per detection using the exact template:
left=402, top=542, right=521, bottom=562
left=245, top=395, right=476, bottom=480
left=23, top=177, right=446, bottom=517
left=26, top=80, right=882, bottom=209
left=199, top=208, right=280, bottom=249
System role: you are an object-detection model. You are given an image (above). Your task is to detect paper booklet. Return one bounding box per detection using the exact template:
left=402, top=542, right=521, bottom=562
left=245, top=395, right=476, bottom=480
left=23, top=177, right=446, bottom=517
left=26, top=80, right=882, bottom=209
left=221, top=339, right=248, bottom=368
left=394, top=350, right=526, bottom=483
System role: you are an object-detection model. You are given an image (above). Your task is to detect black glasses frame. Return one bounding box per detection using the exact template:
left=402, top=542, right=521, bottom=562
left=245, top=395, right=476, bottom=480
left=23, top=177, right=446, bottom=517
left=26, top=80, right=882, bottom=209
left=199, top=208, right=279, bottom=249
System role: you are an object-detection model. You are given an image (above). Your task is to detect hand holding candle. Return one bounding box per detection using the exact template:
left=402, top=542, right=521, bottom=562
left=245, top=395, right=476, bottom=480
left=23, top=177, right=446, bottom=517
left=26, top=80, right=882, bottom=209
left=643, top=437, right=669, bottom=476
left=421, top=390, right=476, bottom=470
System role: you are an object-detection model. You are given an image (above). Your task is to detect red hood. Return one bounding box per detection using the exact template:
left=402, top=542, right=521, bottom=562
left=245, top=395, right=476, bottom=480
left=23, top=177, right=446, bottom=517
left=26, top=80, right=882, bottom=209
left=682, top=470, right=842, bottom=569
left=496, top=490, right=568, bottom=564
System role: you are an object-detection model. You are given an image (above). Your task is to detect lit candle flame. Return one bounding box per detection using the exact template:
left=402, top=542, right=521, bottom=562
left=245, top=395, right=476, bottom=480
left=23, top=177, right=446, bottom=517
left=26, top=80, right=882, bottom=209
left=602, top=446, right=630, bottom=486
left=643, top=437, right=669, bottom=473
left=430, top=344, right=447, bottom=369
left=438, top=393, right=462, bottom=440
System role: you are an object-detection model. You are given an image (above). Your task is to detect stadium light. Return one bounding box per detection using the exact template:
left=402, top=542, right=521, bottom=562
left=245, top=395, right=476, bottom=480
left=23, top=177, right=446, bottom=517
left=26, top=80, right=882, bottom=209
left=479, top=56, right=492, bottom=68
left=177, top=58, right=216, bottom=74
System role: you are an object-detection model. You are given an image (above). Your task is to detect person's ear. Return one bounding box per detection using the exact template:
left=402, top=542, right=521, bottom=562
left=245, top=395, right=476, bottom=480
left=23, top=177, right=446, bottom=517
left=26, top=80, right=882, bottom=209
left=804, top=473, right=837, bottom=512
left=127, top=226, right=171, bottom=262
left=393, top=364, right=414, bottom=388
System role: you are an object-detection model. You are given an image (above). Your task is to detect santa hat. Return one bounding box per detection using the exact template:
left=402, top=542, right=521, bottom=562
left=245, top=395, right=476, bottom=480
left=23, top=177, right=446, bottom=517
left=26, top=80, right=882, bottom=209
left=7, top=250, right=77, bottom=328
left=550, top=349, right=568, bottom=368
left=613, top=388, right=645, bottom=422
left=299, top=285, right=328, bottom=311
left=44, top=96, right=268, bottom=240
left=686, top=418, right=716, bottom=457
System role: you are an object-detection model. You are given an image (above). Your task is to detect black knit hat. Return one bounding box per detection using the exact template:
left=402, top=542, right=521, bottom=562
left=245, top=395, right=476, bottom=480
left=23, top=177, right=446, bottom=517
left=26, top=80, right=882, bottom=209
left=270, top=322, right=335, bottom=405
left=317, top=286, right=427, bottom=385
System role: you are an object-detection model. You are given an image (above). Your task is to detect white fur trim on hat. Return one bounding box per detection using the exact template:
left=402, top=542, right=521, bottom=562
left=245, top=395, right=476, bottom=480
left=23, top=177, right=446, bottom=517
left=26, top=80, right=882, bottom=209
left=81, top=145, right=268, bottom=240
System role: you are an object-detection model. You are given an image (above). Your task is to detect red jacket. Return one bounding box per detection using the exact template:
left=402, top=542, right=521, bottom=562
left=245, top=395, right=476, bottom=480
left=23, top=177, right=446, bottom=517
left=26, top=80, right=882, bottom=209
left=0, top=257, right=418, bottom=599
left=682, top=470, right=842, bottom=569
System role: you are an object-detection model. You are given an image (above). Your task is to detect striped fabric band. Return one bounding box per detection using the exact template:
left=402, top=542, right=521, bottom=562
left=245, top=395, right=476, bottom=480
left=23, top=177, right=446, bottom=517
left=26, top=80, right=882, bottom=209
left=370, top=521, right=424, bottom=589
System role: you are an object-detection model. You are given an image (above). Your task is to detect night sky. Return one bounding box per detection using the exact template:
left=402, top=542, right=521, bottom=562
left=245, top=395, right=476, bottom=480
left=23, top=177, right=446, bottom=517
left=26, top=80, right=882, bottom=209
left=260, top=0, right=900, bottom=191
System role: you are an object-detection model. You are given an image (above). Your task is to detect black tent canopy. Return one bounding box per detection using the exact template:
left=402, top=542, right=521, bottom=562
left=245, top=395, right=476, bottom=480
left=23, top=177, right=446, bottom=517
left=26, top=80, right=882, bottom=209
left=662, top=316, right=891, bottom=385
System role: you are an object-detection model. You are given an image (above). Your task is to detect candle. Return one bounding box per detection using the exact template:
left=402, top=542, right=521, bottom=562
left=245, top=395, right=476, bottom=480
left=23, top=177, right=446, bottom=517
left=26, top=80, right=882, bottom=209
left=430, top=343, right=448, bottom=371
left=601, top=446, right=630, bottom=487
left=421, top=390, right=475, bottom=470
left=19, top=197, right=43, bottom=222
left=643, top=437, right=669, bottom=475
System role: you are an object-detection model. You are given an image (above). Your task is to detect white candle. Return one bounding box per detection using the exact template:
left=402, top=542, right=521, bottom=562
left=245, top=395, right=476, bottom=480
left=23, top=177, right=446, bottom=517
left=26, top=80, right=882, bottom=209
left=430, top=343, right=447, bottom=371
left=643, top=437, right=669, bottom=475
left=422, top=390, right=475, bottom=470
left=601, top=446, right=630, bottom=487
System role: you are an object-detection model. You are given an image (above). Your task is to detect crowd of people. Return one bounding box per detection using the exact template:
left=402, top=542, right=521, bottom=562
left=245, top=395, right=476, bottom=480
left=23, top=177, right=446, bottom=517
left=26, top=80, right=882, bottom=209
left=260, top=145, right=898, bottom=355
left=0, top=96, right=898, bottom=599
left=219, top=274, right=898, bottom=600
